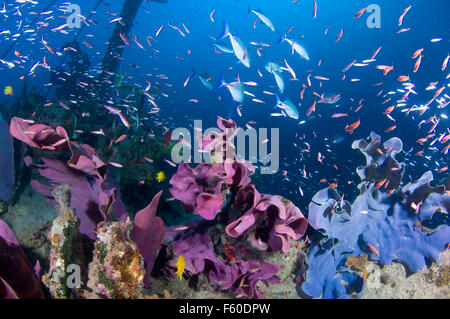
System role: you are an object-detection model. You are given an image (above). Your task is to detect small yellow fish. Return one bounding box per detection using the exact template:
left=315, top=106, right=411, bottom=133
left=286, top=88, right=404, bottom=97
left=175, top=255, right=185, bottom=281
left=3, top=86, right=13, bottom=96
left=156, top=171, right=166, bottom=182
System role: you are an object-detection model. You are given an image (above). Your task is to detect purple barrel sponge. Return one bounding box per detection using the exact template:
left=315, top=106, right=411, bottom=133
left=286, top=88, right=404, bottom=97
left=168, top=229, right=280, bottom=298
left=29, top=158, right=125, bottom=239
left=226, top=184, right=308, bottom=253
left=167, top=116, right=306, bottom=298
left=0, top=218, right=44, bottom=299
left=10, top=117, right=71, bottom=152
left=10, top=117, right=127, bottom=239
left=169, top=163, right=228, bottom=220
left=169, top=117, right=255, bottom=220
left=130, top=190, right=165, bottom=286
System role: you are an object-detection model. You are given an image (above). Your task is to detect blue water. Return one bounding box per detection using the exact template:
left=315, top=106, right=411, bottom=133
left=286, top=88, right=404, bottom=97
left=0, top=0, right=449, bottom=212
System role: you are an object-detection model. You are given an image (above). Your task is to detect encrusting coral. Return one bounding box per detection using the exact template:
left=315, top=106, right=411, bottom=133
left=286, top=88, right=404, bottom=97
left=85, top=220, right=145, bottom=299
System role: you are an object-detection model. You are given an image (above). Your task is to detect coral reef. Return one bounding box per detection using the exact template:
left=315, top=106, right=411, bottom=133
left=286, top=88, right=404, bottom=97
left=300, top=132, right=449, bottom=299
left=5, top=117, right=447, bottom=300
left=39, top=185, right=163, bottom=299
left=165, top=117, right=308, bottom=298
left=166, top=227, right=281, bottom=299
left=7, top=118, right=168, bottom=298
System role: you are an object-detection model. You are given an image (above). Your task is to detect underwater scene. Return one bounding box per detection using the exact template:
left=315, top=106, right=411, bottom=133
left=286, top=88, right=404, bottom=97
left=0, top=0, right=449, bottom=301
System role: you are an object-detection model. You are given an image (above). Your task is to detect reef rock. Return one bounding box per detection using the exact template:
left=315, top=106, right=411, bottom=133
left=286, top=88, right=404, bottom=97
left=86, top=220, right=145, bottom=299
left=42, top=184, right=84, bottom=298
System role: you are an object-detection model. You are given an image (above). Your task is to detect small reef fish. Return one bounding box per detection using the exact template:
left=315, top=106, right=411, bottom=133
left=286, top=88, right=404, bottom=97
left=156, top=171, right=166, bottom=183
left=175, top=255, right=185, bottom=281
left=3, top=86, right=13, bottom=96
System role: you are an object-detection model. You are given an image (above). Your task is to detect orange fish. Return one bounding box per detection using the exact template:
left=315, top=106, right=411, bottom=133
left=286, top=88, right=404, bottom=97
left=115, top=134, right=127, bottom=144
left=367, top=243, right=380, bottom=257
left=434, top=86, right=445, bottom=98
left=119, top=33, right=130, bottom=45
left=342, top=59, right=356, bottom=72
left=306, top=100, right=316, bottom=117
left=44, top=44, right=55, bottom=54
left=397, top=75, right=410, bottom=82
left=345, top=119, right=360, bottom=133
left=413, top=54, right=422, bottom=73
left=371, top=46, right=382, bottom=60
left=438, top=167, right=448, bottom=173
left=384, top=105, right=394, bottom=114
left=416, top=137, right=428, bottom=144
left=374, top=178, right=387, bottom=189
left=331, top=113, right=348, bottom=118
left=412, top=48, right=423, bottom=59
left=411, top=201, right=422, bottom=214
left=428, top=120, right=439, bottom=134
left=335, top=29, right=344, bottom=42
left=354, top=7, right=368, bottom=19
left=442, top=54, right=449, bottom=71
left=312, top=0, right=317, bottom=18
left=377, top=65, right=394, bottom=76
left=384, top=125, right=396, bottom=133
left=398, top=5, right=412, bottom=26
left=442, top=144, right=450, bottom=154
left=300, top=87, right=306, bottom=100
left=441, top=134, right=450, bottom=144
